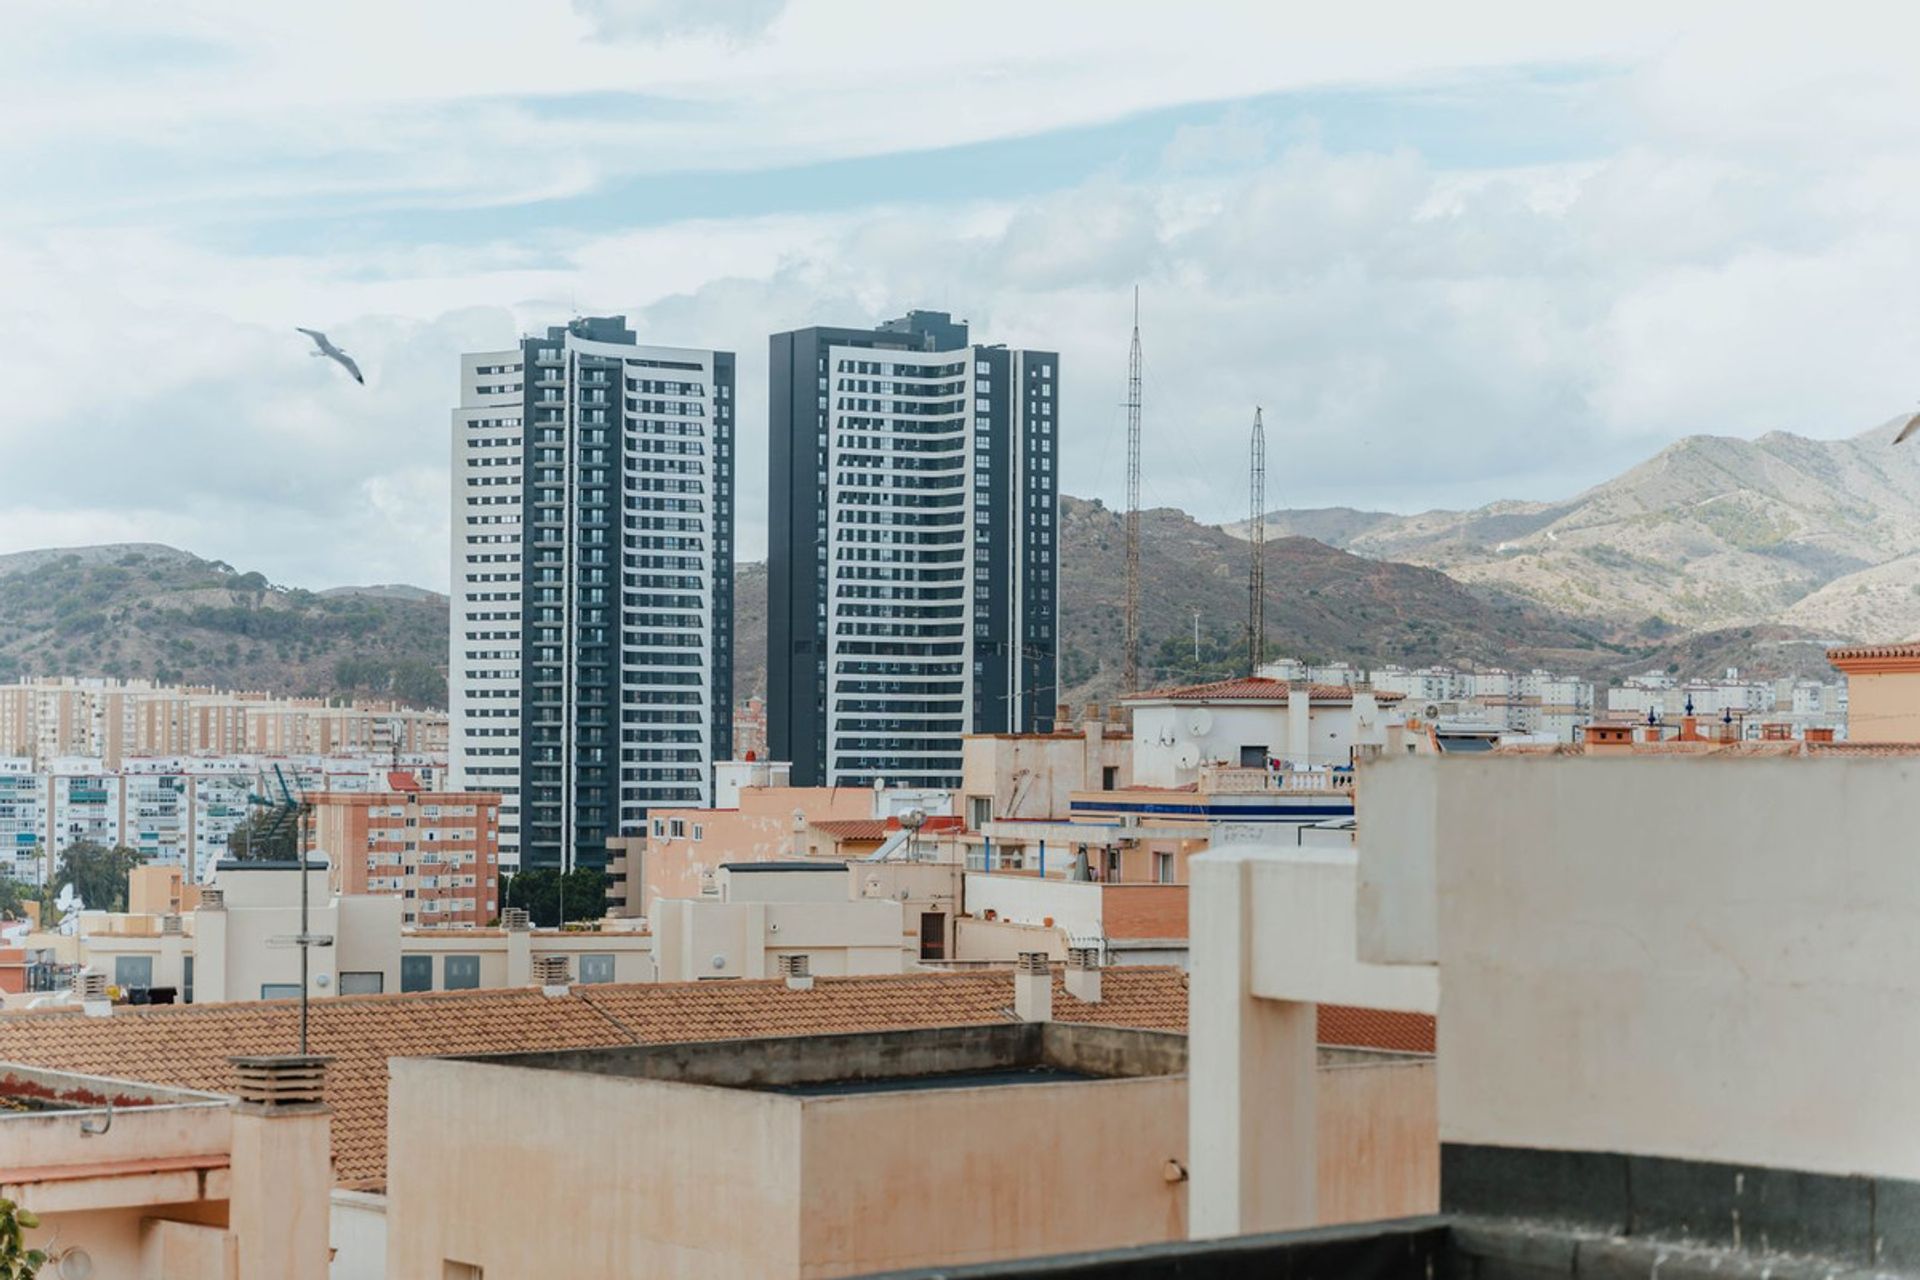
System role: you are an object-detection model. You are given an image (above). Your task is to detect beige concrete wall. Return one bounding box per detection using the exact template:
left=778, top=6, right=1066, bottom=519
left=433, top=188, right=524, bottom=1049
left=1842, top=670, right=1920, bottom=742
left=1401, top=755, right=1920, bottom=1180
left=796, top=1077, right=1188, bottom=1278
left=1315, top=1057, right=1438, bottom=1225
left=652, top=897, right=901, bottom=981
left=387, top=1059, right=803, bottom=1278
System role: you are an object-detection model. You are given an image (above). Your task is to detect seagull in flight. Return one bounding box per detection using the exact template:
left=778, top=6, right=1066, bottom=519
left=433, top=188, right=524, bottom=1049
left=296, top=327, right=365, bottom=385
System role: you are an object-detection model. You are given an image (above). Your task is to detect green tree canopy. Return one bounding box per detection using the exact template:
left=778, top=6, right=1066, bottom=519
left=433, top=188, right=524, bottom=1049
left=501, top=867, right=609, bottom=928
left=54, top=841, right=145, bottom=913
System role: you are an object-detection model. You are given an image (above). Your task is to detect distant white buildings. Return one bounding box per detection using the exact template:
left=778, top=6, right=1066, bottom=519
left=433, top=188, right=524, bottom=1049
left=1258, top=658, right=1848, bottom=743
left=0, top=753, right=449, bottom=886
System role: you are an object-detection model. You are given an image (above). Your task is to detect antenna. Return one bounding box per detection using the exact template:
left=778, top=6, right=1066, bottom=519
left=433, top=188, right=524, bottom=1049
left=1248, top=407, right=1267, bottom=675
left=1124, top=288, right=1143, bottom=695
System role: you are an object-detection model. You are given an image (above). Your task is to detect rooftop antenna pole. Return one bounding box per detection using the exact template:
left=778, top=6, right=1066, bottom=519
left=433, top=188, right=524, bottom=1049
left=1248, top=407, right=1267, bottom=676
left=1124, top=288, right=1143, bottom=695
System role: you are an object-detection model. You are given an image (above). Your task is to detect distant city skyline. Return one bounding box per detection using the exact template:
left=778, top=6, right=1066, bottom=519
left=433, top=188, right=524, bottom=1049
left=5, top=4, right=1918, bottom=592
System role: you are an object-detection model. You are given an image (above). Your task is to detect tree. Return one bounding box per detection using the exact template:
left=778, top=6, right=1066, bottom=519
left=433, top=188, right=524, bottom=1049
left=0, top=1198, right=45, bottom=1278
left=502, top=867, right=609, bottom=928
left=226, top=810, right=300, bottom=862
left=54, top=841, right=145, bottom=913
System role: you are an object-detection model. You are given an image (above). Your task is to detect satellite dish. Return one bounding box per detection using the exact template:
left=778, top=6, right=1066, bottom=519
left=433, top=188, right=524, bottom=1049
left=1187, top=709, right=1213, bottom=736
left=55, top=883, right=80, bottom=913
left=1174, top=742, right=1202, bottom=770
left=1422, top=704, right=1441, bottom=721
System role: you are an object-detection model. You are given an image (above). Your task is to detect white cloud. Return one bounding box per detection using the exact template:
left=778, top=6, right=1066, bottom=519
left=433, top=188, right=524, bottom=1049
left=8, top=3, right=1920, bottom=595
left=571, top=0, right=790, bottom=42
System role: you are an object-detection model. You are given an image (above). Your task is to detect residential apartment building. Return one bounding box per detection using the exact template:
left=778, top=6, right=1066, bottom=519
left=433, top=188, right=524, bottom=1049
left=768, top=309, right=1059, bottom=789
left=450, top=316, right=735, bottom=872
left=0, top=677, right=445, bottom=767
left=307, top=774, right=502, bottom=927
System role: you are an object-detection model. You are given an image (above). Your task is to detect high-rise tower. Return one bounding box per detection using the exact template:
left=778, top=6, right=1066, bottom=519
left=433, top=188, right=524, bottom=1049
left=450, top=316, right=734, bottom=870
left=768, top=310, right=1058, bottom=788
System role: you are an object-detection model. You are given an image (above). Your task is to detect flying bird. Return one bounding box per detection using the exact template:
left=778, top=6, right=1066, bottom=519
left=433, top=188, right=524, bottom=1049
left=1898, top=411, right=1920, bottom=446
left=296, top=327, right=365, bottom=384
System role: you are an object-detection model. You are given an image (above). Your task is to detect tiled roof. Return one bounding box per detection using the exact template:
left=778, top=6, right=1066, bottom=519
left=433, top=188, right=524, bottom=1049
left=1127, top=677, right=1405, bottom=704
left=810, top=819, right=892, bottom=840
left=0, top=969, right=1431, bottom=1186
left=1317, top=1005, right=1434, bottom=1055
left=0, top=970, right=1174, bottom=1185
left=1827, top=643, right=1920, bottom=661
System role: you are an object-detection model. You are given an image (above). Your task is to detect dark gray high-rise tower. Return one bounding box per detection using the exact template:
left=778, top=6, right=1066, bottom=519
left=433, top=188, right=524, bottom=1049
left=768, top=310, right=1058, bottom=788
left=451, top=317, right=734, bottom=871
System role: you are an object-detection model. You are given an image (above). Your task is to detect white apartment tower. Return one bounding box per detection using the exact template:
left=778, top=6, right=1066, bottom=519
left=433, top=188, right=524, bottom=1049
left=450, top=317, right=735, bottom=872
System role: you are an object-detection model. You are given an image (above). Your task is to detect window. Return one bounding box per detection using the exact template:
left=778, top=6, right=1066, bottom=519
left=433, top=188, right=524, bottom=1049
left=261, top=983, right=302, bottom=1000
left=1101, top=766, right=1118, bottom=791
left=966, top=796, right=992, bottom=828
left=114, top=955, right=153, bottom=991
left=1238, top=744, right=1269, bottom=769
left=444, top=1263, right=484, bottom=1280
left=184, top=954, right=194, bottom=1004
left=669, top=819, right=685, bottom=839
left=401, top=955, right=432, bottom=992
left=444, top=955, right=481, bottom=990
left=1154, top=852, right=1174, bottom=884
left=340, top=971, right=385, bottom=996
left=578, top=954, right=615, bottom=984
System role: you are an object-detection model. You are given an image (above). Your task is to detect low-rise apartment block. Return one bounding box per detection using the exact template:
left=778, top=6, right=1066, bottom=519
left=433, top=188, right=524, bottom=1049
left=308, top=774, right=502, bottom=927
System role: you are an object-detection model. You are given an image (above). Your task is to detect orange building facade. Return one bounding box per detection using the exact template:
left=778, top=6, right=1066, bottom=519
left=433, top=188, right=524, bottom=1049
left=308, top=774, right=502, bottom=927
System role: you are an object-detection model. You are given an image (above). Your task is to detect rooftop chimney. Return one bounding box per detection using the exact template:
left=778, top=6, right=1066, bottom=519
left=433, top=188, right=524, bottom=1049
left=1014, top=952, right=1052, bottom=1023
left=161, top=912, right=184, bottom=936
left=531, top=954, right=571, bottom=995
left=778, top=953, right=814, bottom=992
left=502, top=907, right=531, bottom=931
left=72, top=969, right=110, bottom=1017
left=226, top=1055, right=331, bottom=1110
left=1064, top=946, right=1102, bottom=1004
left=199, top=888, right=225, bottom=911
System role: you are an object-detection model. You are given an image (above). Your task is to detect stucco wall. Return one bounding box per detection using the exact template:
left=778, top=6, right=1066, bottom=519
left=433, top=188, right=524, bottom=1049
left=1401, top=755, right=1920, bottom=1179
left=1315, top=1057, right=1438, bottom=1225
left=387, top=1058, right=803, bottom=1278
left=795, top=1076, right=1188, bottom=1278
left=1843, top=670, right=1920, bottom=742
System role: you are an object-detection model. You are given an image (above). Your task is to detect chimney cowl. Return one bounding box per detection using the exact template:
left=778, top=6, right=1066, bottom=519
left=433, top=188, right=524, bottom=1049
left=226, top=1055, right=332, bottom=1109
left=778, top=953, right=814, bottom=991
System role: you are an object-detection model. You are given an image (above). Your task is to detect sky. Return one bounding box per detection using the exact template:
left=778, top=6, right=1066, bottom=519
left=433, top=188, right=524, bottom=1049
left=5, top=1, right=1920, bottom=591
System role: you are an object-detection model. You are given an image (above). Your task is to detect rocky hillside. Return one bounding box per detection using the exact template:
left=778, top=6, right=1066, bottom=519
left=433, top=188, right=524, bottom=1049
left=728, top=498, right=1717, bottom=705
left=0, top=546, right=447, bottom=705
left=1240, top=416, right=1920, bottom=639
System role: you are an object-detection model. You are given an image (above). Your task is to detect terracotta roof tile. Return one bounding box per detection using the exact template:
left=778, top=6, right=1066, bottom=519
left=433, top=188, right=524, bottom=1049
left=809, top=819, right=892, bottom=840
left=0, top=969, right=1427, bottom=1185
left=0, top=969, right=1179, bottom=1185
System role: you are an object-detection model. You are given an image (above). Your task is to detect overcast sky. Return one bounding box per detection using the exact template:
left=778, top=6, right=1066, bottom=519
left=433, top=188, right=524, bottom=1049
left=4, top=2, right=1919, bottom=590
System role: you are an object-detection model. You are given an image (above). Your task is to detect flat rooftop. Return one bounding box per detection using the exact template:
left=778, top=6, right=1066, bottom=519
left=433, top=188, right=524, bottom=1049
left=459, top=1022, right=1189, bottom=1096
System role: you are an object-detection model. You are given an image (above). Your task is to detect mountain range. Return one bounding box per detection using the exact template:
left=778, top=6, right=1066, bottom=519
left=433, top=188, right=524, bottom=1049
left=1242, top=416, right=1920, bottom=642
left=6, top=419, right=1902, bottom=708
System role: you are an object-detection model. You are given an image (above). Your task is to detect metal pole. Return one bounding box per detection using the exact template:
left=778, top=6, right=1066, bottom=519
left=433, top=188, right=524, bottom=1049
left=298, top=802, right=309, bottom=1056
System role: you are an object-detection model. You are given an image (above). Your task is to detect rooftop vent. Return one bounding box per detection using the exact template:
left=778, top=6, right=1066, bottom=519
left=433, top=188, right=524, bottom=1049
left=1065, top=946, right=1103, bottom=1004
left=532, top=955, right=571, bottom=994
left=161, top=913, right=184, bottom=936
left=71, top=970, right=108, bottom=1013
left=199, top=888, right=225, bottom=911
left=1014, top=951, right=1052, bottom=1023
left=227, top=1055, right=331, bottom=1109
left=778, top=953, right=814, bottom=991
left=502, top=907, right=531, bottom=932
